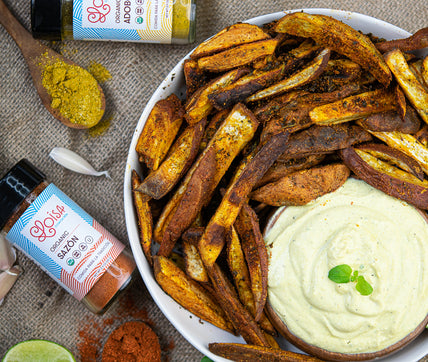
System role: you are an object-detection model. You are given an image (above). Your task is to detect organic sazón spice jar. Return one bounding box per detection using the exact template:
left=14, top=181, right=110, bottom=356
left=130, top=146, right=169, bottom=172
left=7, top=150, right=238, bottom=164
left=0, top=159, right=136, bottom=314
left=31, top=0, right=196, bottom=44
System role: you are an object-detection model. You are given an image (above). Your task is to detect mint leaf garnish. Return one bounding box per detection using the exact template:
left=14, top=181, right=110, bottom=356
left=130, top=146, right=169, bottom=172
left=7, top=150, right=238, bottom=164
left=356, top=275, right=373, bottom=296
left=328, top=265, right=373, bottom=296
left=328, top=264, right=352, bottom=283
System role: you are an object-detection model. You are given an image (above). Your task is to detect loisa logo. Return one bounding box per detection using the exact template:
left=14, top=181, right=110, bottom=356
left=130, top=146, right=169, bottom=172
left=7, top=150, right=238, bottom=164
left=87, top=0, right=111, bottom=24
left=30, top=204, right=66, bottom=242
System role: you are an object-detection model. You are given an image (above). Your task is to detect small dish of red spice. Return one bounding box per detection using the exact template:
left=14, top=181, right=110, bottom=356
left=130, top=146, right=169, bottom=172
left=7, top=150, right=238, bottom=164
left=101, top=321, right=161, bottom=362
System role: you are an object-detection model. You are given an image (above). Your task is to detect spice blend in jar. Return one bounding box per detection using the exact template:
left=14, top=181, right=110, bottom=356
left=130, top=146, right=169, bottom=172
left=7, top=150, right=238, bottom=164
left=0, top=159, right=136, bottom=314
left=102, top=321, right=161, bottom=362
left=32, top=0, right=196, bottom=44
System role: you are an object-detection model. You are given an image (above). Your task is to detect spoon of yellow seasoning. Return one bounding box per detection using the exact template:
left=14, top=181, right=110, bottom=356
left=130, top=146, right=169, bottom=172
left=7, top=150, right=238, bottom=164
left=0, top=0, right=105, bottom=129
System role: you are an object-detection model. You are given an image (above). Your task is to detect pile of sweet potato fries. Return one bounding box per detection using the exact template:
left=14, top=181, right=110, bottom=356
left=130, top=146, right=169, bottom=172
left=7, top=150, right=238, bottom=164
left=131, top=12, right=428, bottom=361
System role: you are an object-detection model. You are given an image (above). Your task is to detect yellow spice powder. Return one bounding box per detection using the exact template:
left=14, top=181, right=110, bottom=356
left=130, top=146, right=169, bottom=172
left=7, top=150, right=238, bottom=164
left=88, top=61, right=112, bottom=84
left=41, top=58, right=104, bottom=127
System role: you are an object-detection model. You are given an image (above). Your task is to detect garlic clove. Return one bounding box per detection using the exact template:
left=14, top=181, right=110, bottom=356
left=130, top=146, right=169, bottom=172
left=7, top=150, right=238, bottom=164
left=49, top=147, right=111, bottom=179
left=0, top=237, right=16, bottom=271
left=0, top=265, right=23, bottom=306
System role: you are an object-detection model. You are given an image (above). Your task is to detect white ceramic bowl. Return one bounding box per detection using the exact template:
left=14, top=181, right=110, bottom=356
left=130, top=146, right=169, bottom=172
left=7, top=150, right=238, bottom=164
left=124, top=9, right=428, bottom=362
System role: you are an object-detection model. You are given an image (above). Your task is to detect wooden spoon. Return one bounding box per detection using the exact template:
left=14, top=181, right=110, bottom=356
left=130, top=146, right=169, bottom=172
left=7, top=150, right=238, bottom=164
left=0, top=0, right=105, bottom=129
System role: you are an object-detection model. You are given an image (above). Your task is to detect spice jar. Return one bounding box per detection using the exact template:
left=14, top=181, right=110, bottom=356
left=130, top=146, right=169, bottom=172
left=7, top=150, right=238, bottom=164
left=31, top=0, right=196, bottom=44
left=0, top=159, right=136, bottom=314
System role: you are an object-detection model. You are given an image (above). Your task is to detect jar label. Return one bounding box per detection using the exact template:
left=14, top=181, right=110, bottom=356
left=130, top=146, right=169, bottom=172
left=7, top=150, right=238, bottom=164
left=73, top=0, right=174, bottom=43
left=6, top=184, right=125, bottom=300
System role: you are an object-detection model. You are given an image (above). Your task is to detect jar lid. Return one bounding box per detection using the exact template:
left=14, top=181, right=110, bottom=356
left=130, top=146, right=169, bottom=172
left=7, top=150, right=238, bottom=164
left=0, top=159, right=45, bottom=230
left=31, top=0, right=62, bottom=41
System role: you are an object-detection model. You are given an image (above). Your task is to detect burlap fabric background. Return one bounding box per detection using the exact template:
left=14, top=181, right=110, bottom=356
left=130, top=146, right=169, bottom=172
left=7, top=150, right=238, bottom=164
left=0, top=0, right=427, bottom=361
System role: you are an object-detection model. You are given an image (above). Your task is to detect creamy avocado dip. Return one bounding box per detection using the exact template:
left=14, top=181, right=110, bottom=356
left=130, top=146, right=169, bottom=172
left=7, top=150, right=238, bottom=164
left=265, top=178, right=428, bottom=353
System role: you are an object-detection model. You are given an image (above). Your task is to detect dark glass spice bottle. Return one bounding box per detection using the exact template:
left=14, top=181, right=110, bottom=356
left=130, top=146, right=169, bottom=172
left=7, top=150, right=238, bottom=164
left=31, top=0, right=196, bottom=44
left=0, top=159, right=136, bottom=313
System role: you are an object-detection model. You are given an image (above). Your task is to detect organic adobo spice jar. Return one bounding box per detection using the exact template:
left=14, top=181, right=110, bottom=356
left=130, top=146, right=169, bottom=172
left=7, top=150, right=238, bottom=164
left=0, top=159, right=136, bottom=314
left=31, top=0, right=196, bottom=44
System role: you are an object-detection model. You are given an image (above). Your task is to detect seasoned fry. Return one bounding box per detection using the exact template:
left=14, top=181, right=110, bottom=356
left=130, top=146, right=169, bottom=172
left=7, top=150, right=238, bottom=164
left=274, top=12, right=391, bottom=87
left=191, top=23, right=271, bottom=59
left=153, top=256, right=234, bottom=333
left=198, top=131, right=289, bottom=267
left=356, top=143, right=424, bottom=181
left=132, top=170, right=153, bottom=265
left=256, top=154, right=326, bottom=188
left=376, top=27, right=428, bottom=53
left=183, top=241, right=209, bottom=283
left=209, top=342, right=324, bottom=362
left=250, top=163, right=350, bottom=206
left=157, top=104, right=259, bottom=256
left=363, top=129, right=428, bottom=175
left=227, top=227, right=276, bottom=334
left=183, top=59, right=208, bottom=97
left=135, top=94, right=184, bottom=170
left=276, top=124, right=372, bottom=162
left=136, top=121, right=206, bottom=199
left=185, top=68, right=248, bottom=125
left=207, top=263, right=271, bottom=347
left=341, top=147, right=428, bottom=210
left=247, top=48, right=331, bottom=102
left=209, top=63, right=285, bottom=110
left=197, top=38, right=279, bottom=73
left=309, top=88, right=396, bottom=125
left=358, top=106, right=421, bottom=134
left=384, top=49, right=428, bottom=123
left=181, top=226, right=204, bottom=246
left=256, top=83, right=360, bottom=124
left=234, top=204, right=269, bottom=322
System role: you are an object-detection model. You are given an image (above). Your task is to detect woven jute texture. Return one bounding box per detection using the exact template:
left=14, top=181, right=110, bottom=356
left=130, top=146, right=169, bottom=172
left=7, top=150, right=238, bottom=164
left=0, top=0, right=427, bottom=361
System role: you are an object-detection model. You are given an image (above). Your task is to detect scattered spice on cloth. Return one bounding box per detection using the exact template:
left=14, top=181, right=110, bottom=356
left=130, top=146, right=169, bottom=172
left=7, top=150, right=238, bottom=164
left=41, top=53, right=104, bottom=127
left=101, top=321, right=161, bottom=362
left=88, top=61, right=112, bottom=84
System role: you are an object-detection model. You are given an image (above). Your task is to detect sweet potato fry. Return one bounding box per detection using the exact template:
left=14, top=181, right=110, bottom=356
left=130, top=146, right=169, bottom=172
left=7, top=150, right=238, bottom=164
left=135, top=94, right=184, bottom=170
left=209, top=63, right=285, bottom=110
left=183, top=241, right=209, bottom=283
left=234, top=204, right=269, bottom=322
left=209, top=343, right=324, bottom=362
left=250, top=163, right=350, bottom=206
left=341, top=147, right=428, bottom=209
left=185, top=68, right=248, bottom=125
left=181, top=226, right=204, bottom=246
left=247, top=48, right=331, bottom=102
left=423, top=56, right=428, bottom=86
left=416, top=124, right=428, bottom=147
left=274, top=12, right=391, bottom=87
left=226, top=227, right=275, bottom=334
left=153, top=256, right=234, bottom=333
left=197, top=38, right=279, bottom=73
left=358, top=106, right=421, bottom=134
left=256, top=154, right=326, bottom=188
left=198, top=131, right=289, bottom=268
left=384, top=49, right=428, bottom=123
left=132, top=170, right=153, bottom=265
left=356, top=143, right=424, bottom=181
left=136, top=121, right=206, bottom=199
left=183, top=59, right=208, bottom=97
left=190, top=23, right=270, bottom=59
left=255, top=83, right=360, bottom=123
left=276, top=123, right=372, bottom=162
left=156, top=104, right=259, bottom=256
left=207, top=263, right=271, bottom=347
left=309, top=88, right=396, bottom=125
left=376, top=27, right=428, bottom=53
left=363, top=130, right=428, bottom=175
